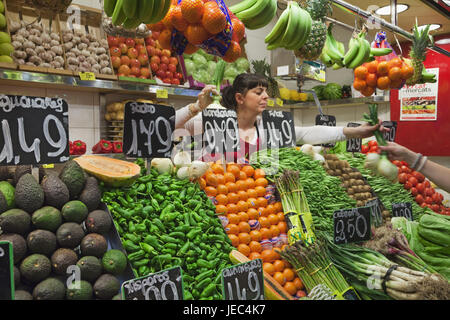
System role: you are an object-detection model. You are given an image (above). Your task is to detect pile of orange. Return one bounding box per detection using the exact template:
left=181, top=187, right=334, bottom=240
left=199, top=162, right=305, bottom=298
left=353, top=57, right=414, bottom=96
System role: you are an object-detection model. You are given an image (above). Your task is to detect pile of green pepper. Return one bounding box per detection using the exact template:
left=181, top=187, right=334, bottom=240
left=101, top=167, right=235, bottom=300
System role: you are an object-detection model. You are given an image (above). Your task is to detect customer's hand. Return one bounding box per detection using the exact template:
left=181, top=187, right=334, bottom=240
left=379, top=142, right=417, bottom=164
left=196, top=85, right=220, bottom=111
left=344, top=120, right=389, bottom=139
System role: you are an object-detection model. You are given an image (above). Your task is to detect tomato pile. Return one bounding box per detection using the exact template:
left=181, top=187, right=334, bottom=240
left=394, top=161, right=449, bottom=215
left=361, top=140, right=380, bottom=154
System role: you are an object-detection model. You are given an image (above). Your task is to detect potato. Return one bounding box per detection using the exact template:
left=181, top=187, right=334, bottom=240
left=347, top=187, right=355, bottom=195
left=335, top=169, right=342, bottom=176
left=342, top=174, right=350, bottom=181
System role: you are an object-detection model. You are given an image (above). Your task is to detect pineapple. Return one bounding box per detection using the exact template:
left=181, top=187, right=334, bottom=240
left=407, top=24, right=432, bottom=85
left=251, top=59, right=280, bottom=98
left=295, top=0, right=331, bottom=61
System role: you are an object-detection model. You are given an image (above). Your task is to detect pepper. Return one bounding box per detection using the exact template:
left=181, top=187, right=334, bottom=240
left=196, top=278, right=212, bottom=291
left=92, top=139, right=113, bottom=154
left=166, top=190, right=179, bottom=197
left=135, top=223, right=147, bottom=232
left=200, top=283, right=217, bottom=298
left=143, top=235, right=161, bottom=249
left=128, top=221, right=136, bottom=233
left=184, top=291, right=194, bottom=300
left=186, top=228, right=201, bottom=240
left=146, top=182, right=153, bottom=193
left=125, top=233, right=140, bottom=243
left=178, top=241, right=190, bottom=255
left=195, top=270, right=215, bottom=283
left=174, top=225, right=190, bottom=233
left=162, top=211, right=178, bottom=222
left=69, top=140, right=74, bottom=155
left=155, top=185, right=169, bottom=194
left=138, top=265, right=151, bottom=276
left=160, top=235, right=180, bottom=244
left=197, top=259, right=212, bottom=269
left=152, top=219, right=166, bottom=233
left=165, top=243, right=178, bottom=250
left=183, top=274, right=194, bottom=283
left=127, top=250, right=145, bottom=262
left=155, top=254, right=172, bottom=263
left=143, top=206, right=154, bottom=216
left=139, top=243, right=156, bottom=255
left=112, top=141, right=123, bottom=153
left=168, top=231, right=185, bottom=239
left=151, top=198, right=160, bottom=211
left=137, top=175, right=153, bottom=183
left=162, top=248, right=176, bottom=256
left=132, top=259, right=150, bottom=268
left=72, top=140, right=86, bottom=155
left=179, top=189, right=186, bottom=201
left=123, top=240, right=140, bottom=252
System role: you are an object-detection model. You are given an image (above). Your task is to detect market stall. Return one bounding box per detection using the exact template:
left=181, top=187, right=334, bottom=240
left=0, top=0, right=449, bottom=301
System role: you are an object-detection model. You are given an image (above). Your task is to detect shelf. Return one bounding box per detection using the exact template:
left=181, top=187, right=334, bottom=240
left=0, top=68, right=201, bottom=99
left=280, top=96, right=390, bottom=109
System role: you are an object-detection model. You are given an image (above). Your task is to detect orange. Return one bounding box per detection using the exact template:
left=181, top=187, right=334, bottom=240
left=238, top=221, right=251, bottom=233
left=237, top=211, right=249, bottom=223
left=227, top=203, right=238, bottom=214
left=204, top=186, right=217, bottom=197
left=258, top=207, right=268, bottom=217
left=227, top=164, right=241, bottom=178
left=225, top=182, right=238, bottom=193
left=227, top=213, right=240, bottom=225
left=263, top=262, right=275, bottom=276
left=246, top=178, right=256, bottom=189
left=296, top=290, right=307, bottom=298
left=181, top=0, right=204, bottom=24
left=377, top=76, right=391, bottom=90
left=201, top=1, right=227, bottom=35
left=261, top=249, right=276, bottom=263
left=273, top=272, right=286, bottom=286
left=283, top=268, right=295, bottom=281
left=235, top=180, right=247, bottom=191
left=247, top=208, right=259, bottom=220
left=247, top=197, right=258, bottom=209
left=255, top=186, right=267, bottom=197
left=249, top=241, right=262, bottom=253
left=353, top=78, right=366, bottom=91
left=185, top=23, right=211, bottom=45
left=216, top=184, right=228, bottom=195
left=237, top=243, right=250, bottom=257
left=223, top=40, right=241, bottom=63
left=259, top=216, right=270, bottom=228
left=224, top=172, right=236, bottom=183
left=361, top=86, right=375, bottom=97
left=260, top=227, right=272, bottom=240
left=238, top=232, right=251, bottom=245
left=256, top=197, right=268, bottom=208
left=241, top=165, right=255, bottom=177
left=205, top=172, right=218, bottom=186
left=377, top=61, right=389, bottom=76
left=216, top=174, right=225, bottom=185
left=255, top=178, right=268, bottom=188
left=400, top=64, right=414, bottom=80
left=293, top=277, right=304, bottom=290
left=273, top=260, right=285, bottom=272
left=273, top=202, right=282, bottom=212
left=247, top=189, right=258, bottom=199
left=272, top=249, right=281, bottom=261
left=231, top=18, right=245, bottom=43
left=277, top=221, right=287, bottom=233
left=227, top=192, right=239, bottom=204
left=216, top=204, right=227, bottom=215
left=390, top=79, right=403, bottom=89
left=226, top=223, right=239, bottom=235
left=354, top=66, right=368, bottom=80
left=211, top=163, right=225, bottom=175
left=268, top=213, right=279, bottom=225
left=388, top=66, right=402, bottom=81
left=238, top=171, right=248, bottom=181
left=249, top=252, right=262, bottom=260
left=198, top=178, right=206, bottom=189
left=277, top=212, right=285, bottom=222
left=270, top=225, right=280, bottom=237
left=238, top=190, right=248, bottom=201
left=284, top=282, right=297, bottom=296
left=249, top=230, right=262, bottom=242
left=158, top=29, right=173, bottom=50
left=367, top=60, right=379, bottom=74
left=171, top=4, right=189, bottom=32
left=366, top=73, right=377, bottom=87
left=387, top=57, right=403, bottom=69
left=216, top=194, right=228, bottom=205
left=228, top=234, right=239, bottom=246
left=254, top=168, right=266, bottom=179
left=265, top=204, right=276, bottom=216
left=237, top=200, right=249, bottom=212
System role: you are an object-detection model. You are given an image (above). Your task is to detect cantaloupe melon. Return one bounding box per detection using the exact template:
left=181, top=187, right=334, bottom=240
left=74, top=155, right=141, bottom=187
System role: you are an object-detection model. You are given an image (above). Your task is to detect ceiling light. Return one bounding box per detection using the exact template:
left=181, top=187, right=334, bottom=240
left=416, top=24, right=442, bottom=32
left=375, top=4, right=409, bottom=15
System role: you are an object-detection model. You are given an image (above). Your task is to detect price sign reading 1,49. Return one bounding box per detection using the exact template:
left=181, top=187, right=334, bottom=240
left=0, top=95, right=70, bottom=166
left=222, top=259, right=264, bottom=300
left=262, top=110, right=296, bottom=149
left=333, top=207, right=371, bottom=244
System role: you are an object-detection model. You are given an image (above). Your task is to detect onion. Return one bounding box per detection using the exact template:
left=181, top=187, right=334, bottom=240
left=176, top=166, right=190, bottom=180
left=377, top=156, right=398, bottom=182
left=365, top=152, right=380, bottom=171
left=188, top=161, right=209, bottom=179
left=313, top=152, right=325, bottom=163
left=300, top=144, right=314, bottom=156
left=173, top=151, right=192, bottom=168
left=151, top=158, right=174, bottom=175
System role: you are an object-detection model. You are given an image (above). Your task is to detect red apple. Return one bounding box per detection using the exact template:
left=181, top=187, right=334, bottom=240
left=150, top=55, right=160, bottom=65
left=171, top=78, right=180, bottom=85
left=169, top=57, right=178, bottom=66
left=130, top=58, right=141, bottom=68
left=165, top=71, right=173, bottom=79
left=110, top=46, right=121, bottom=57
left=146, top=37, right=156, bottom=47
left=120, top=55, right=131, bottom=66
left=108, top=36, right=119, bottom=47
left=130, top=66, right=141, bottom=77
left=159, top=63, right=168, bottom=72
left=118, top=64, right=131, bottom=76
left=168, top=63, right=177, bottom=73
left=163, top=78, right=172, bottom=84
left=156, top=70, right=165, bottom=79
left=155, top=48, right=162, bottom=57
left=162, top=49, right=171, bottom=58
left=111, top=56, right=121, bottom=68
left=152, top=31, right=160, bottom=41
left=150, top=62, right=159, bottom=72
left=138, top=54, right=149, bottom=65
left=119, top=43, right=128, bottom=54
left=161, top=56, right=170, bottom=65
left=135, top=38, right=145, bottom=45
left=118, top=37, right=126, bottom=44
left=136, top=44, right=147, bottom=55
left=128, top=47, right=139, bottom=59
left=140, top=67, right=151, bottom=78
left=146, top=45, right=156, bottom=57
left=125, top=38, right=136, bottom=48
left=175, top=72, right=183, bottom=80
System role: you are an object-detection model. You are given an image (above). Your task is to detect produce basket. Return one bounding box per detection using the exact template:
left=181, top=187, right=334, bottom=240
left=16, top=0, right=73, bottom=15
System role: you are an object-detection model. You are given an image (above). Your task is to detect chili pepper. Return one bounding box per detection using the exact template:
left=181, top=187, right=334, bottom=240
left=126, top=194, right=134, bottom=204
left=72, top=140, right=86, bottom=155
left=155, top=254, right=172, bottom=263
left=151, top=199, right=160, bottom=211
left=162, top=211, right=179, bottom=222
left=196, top=278, right=212, bottom=291
left=186, top=228, right=201, bottom=240
left=69, top=141, right=74, bottom=155
left=162, top=248, right=176, bottom=256
left=197, top=259, right=212, bottom=269
left=213, top=294, right=220, bottom=300
left=138, top=265, right=151, bottom=276
left=135, top=223, right=146, bottom=232
left=189, top=213, right=197, bottom=226
left=168, top=232, right=185, bottom=239
left=206, top=252, right=216, bottom=260
left=118, top=196, right=129, bottom=208
left=214, top=270, right=222, bottom=285
left=136, top=183, right=146, bottom=193
left=178, top=241, right=190, bottom=255
left=169, top=183, right=183, bottom=190
left=215, top=243, right=222, bottom=250
left=124, top=233, right=140, bottom=243
left=152, top=219, right=166, bottom=233
left=183, top=274, right=194, bottom=283
left=165, top=243, right=178, bottom=250
left=132, top=259, right=150, bottom=268
left=143, top=205, right=154, bottom=216
left=166, top=190, right=179, bottom=197
left=186, top=263, right=197, bottom=271
left=195, top=270, right=215, bottom=283
left=154, top=193, right=164, bottom=203
left=143, top=235, right=161, bottom=249
left=137, top=175, right=152, bottom=183
left=192, top=211, right=203, bottom=223
left=112, top=141, right=123, bottom=153
left=128, top=221, right=136, bottom=233
left=113, top=221, right=123, bottom=234
left=139, top=243, right=156, bottom=255
left=200, top=283, right=216, bottom=298
left=184, top=291, right=194, bottom=300
left=127, top=250, right=145, bottom=262
left=186, top=256, right=196, bottom=263
left=179, top=189, right=186, bottom=201
left=175, top=225, right=190, bottom=233
left=192, top=289, right=200, bottom=299
left=155, top=185, right=169, bottom=194
left=92, top=139, right=113, bottom=154
left=187, top=187, right=195, bottom=197
left=160, top=235, right=180, bottom=244
left=208, top=235, right=225, bottom=243
left=146, top=182, right=153, bottom=193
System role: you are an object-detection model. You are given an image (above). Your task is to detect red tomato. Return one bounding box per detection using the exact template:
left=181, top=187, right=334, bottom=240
left=368, top=140, right=378, bottom=148
left=424, top=180, right=431, bottom=188
left=392, top=160, right=402, bottom=167
left=425, top=196, right=433, bottom=204
left=401, top=161, right=409, bottom=167
left=369, top=146, right=379, bottom=153
left=404, top=182, right=412, bottom=190
left=398, top=173, right=408, bottom=184
left=438, top=193, right=444, bottom=202
left=400, top=166, right=411, bottom=174
left=431, top=204, right=440, bottom=212
left=420, top=202, right=427, bottom=208
left=410, top=187, right=418, bottom=196
left=412, top=171, right=425, bottom=183
left=424, top=188, right=435, bottom=197
left=361, top=145, right=369, bottom=154
left=416, top=183, right=425, bottom=194
left=408, top=177, right=418, bottom=187
left=415, top=194, right=424, bottom=204
left=431, top=193, right=441, bottom=204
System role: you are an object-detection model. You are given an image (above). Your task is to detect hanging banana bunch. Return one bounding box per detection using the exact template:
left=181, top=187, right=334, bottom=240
left=230, top=0, right=278, bottom=30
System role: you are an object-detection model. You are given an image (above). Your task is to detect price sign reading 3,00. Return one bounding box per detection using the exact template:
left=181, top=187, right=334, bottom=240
left=392, top=203, right=413, bottom=221
left=222, top=259, right=264, bottom=300
left=333, top=207, right=371, bottom=244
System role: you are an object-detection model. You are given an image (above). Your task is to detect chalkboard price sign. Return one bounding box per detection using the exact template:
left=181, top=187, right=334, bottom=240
left=262, top=110, right=296, bottom=149
left=202, top=108, right=239, bottom=157
left=346, top=123, right=362, bottom=153
left=0, top=241, right=14, bottom=300
left=0, top=94, right=69, bottom=166
left=392, top=202, right=413, bottom=221
left=382, top=121, right=397, bottom=142
left=315, top=114, right=336, bottom=148
left=121, top=266, right=184, bottom=300
left=123, top=102, right=175, bottom=159
left=366, top=198, right=383, bottom=227
left=333, top=207, right=371, bottom=244
left=222, top=259, right=265, bottom=300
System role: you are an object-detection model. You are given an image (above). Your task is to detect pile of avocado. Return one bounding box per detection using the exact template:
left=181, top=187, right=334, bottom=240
left=0, top=161, right=128, bottom=300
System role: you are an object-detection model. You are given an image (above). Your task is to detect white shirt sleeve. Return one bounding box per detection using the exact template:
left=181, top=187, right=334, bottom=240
left=174, top=104, right=202, bottom=138
left=295, top=125, right=347, bottom=145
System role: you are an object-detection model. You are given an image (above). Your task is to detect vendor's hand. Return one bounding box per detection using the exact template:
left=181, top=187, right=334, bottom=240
left=197, top=85, right=220, bottom=111
left=379, top=142, right=417, bottom=164
left=343, top=120, right=389, bottom=139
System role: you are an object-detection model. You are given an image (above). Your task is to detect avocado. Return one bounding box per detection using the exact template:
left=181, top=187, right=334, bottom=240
left=78, top=177, right=101, bottom=212
left=61, top=200, right=88, bottom=224
left=31, top=206, right=62, bottom=232
left=112, top=294, right=122, bottom=300
left=0, top=233, right=27, bottom=264
left=13, top=165, right=31, bottom=186
left=80, top=233, right=108, bottom=258
left=59, top=161, right=86, bottom=199
left=0, top=166, right=11, bottom=181
left=102, top=249, right=127, bottom=275
left=33, top=277, right=66, bottom=300
left=56, top=222, right=85, bottom=248
left=0, top=191, right=7, bottom=214
left=41, top=174, right=70, bottom=209
left=66, top=280, right=93, bottom=300
left=27, top=229, right=57, bottom=256
left=93, top=273, right=120, bottom=300
left=13, top=265, right=20, bottom=286
left=0, top=181, right=15, bottom=209
left=85, top=210, right=112, bottom=235
left=76, top=256, right=103, bottom=283
left=15, top=174, right=44, bottom=213
left=51, top=248, right=79, bottom=275
left=19, top=254, right=52, bottom=284
left=14, top=290, right=33, bottom=300
left=0, top=208, right=31, bottom=235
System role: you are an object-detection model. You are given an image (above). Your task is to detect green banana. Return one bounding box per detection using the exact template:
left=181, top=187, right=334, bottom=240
left=332, top=63, right=342, bottom=70
left=325, top=31, right=343, bottom=63
left=140, top=0, right=155, bottom=23
left=347, top=37, right=370, bottom=69
left=343, top=37, right=360, bottom=67
left=285, top=2, right=303, bottom=49
left=104, top=0, right=117, bottom=17
left=293, top=7, right=312, bottom=50
left=281, top=2, right=297, bottom=49
left=320, top=50, right=333, bottom=67
left=122, top=17, right=141, bottom=29
left=370, top=47, right=393, bottom=57
left=244, top=0, right=277, bottom=30
left=112, top=0, right=126, bottom=26
left=236, top=0, right=270, bottom=21
left=230, top=0, right=259, bottom=14
left=122, top=0, right=138, bottom=19
left=337, top=41, right=345, bottom=55
left=265, top=5, right=290, bottom=45
left=152, top=0, right=171, bottom=24
left=421, top=70, right=436, bottom=81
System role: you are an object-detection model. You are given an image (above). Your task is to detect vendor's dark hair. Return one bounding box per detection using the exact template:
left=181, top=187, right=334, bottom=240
left=221, top=73, right=268, bottom=111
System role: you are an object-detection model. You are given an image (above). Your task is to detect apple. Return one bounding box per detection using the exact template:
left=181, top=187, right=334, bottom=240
left=110, top=46, right=121, bottom=57
left=108, top=36, right=119, bottom=47
left=150, top=55, right=160, bottom=65
left=125, top=38, right=135, bottom=48
left=128, top=47, right=139, bottom=59
left=119, top=43, right=128, bottom=54
left=168, top=63, right=177, bottom=73
left=155, top=48, right=162, bottom=57
left=120, top=55, right=131, bottom=66
left=165, top=71, right=173, bottom=79
left=169, top=57, right=178, bottom=66
left=138, top=54, right=149, bottom=65
left=111, top=56, right=121, bottom=68
left=159, top=63, right=168, bottom=72
left=118, top=64, right=131, bottom=76
left=140, top=67, right=151, bottom=78
left=130, top=66, right=141, bottom=77
left=146, top=45, right=156, bottom=57
left=130, top=58, right=141, bottom=68
left=156, top=70, right=165, bottom=79
left=136, top=44, right=147, bottom=55
left=163, top=78, right=172, bottom=84
left=152, top=31, right=160, bottom=41
left=161, top=49, right=171, bottom=58
left=161, top=56, right=169, bottom=65
left=135, top=38, right=145, bottom=45
left=150, top=62, right=159, bottom=72
left=146, top=37, right=156, bottom=47
left=118, top=37, right=126, bottom=44
left=171, top=78, right=180, bottom=85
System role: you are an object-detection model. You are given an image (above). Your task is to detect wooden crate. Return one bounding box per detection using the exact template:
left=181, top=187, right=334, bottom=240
left=6, top=0, right=72, bottom=75
left=0, top=0, right=18, bottom=70
left=58, top=4, right=117, bottom=80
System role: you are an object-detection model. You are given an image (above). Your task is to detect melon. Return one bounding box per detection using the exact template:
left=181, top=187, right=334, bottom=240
left=73, top=155, right=141, bottom=188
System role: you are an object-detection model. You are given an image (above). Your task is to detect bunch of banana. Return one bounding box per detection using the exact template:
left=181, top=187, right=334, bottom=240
left=319, top=24, right=345, bottom=69
left=264, top=1, right=312, bottom=50
left=230, top=0, right=278, bottom=30
left=104, top=0, right=171, bottom=29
